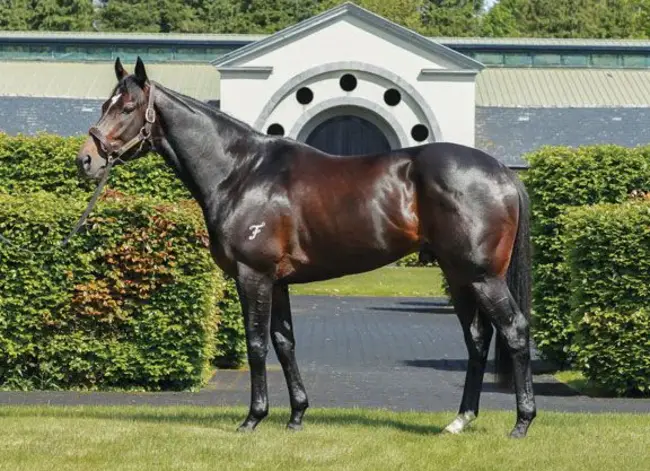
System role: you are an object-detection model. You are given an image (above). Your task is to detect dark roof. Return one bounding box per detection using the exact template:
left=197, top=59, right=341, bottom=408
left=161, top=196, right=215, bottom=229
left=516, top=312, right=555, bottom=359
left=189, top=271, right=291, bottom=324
left=476, top=107, right=650, bottom=166
left=0, top=97, right=102, bottom=137
left=3, top=98, right=650, bottom=168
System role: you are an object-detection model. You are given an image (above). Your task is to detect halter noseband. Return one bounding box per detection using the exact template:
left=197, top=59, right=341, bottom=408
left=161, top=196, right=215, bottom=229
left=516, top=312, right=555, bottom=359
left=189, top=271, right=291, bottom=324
left=88, top=83, right=156, bottom=164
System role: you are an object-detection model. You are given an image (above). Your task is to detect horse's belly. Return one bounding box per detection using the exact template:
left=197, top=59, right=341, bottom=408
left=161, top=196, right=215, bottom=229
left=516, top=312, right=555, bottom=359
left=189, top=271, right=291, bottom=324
left=285, top=215, right=421, bottom=283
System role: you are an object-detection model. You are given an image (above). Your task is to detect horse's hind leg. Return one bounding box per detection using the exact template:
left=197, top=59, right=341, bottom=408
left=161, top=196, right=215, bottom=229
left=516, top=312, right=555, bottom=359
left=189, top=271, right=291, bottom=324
left=471, top=276, right=536, bottom=438
left=271, top=283, right=309, bottom=430
left=236, top=265, right=273, bottom=432
left=444, top=284, right=493, bottom=434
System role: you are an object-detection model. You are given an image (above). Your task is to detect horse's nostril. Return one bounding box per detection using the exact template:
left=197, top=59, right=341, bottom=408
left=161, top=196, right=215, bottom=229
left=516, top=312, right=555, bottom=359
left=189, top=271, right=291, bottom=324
left=83, top=155, right=92, bottom=169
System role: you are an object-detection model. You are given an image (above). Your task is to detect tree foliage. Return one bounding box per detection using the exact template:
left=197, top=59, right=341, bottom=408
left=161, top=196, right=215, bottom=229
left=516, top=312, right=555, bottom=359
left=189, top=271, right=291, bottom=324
left=0, top=0, right=94, bottom=31
left=3, top=1, right=650, bottom=43
left=98, top=0, right=196, bottom=33
left=422, top=0, right=484, bottom=36
left=0, top=0, right=487, bottom=36
left=481, top=0, right=650, bottom=38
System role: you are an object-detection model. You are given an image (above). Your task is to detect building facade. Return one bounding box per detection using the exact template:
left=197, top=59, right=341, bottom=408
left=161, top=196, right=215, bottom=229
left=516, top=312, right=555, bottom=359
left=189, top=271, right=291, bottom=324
left=2, top=2, right=650, bottom=167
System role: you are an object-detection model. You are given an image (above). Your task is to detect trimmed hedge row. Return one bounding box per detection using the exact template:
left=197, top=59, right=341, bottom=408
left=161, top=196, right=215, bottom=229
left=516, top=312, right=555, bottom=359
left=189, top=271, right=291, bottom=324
left=523, top=145, right=650, bottom=365
left=563, top=201, right=650, bottom=396
left=394, top=252, right=437, bottom=267
left=0, top=133, right=189, bottom=201
left=0, top=191, right=244, bottom=390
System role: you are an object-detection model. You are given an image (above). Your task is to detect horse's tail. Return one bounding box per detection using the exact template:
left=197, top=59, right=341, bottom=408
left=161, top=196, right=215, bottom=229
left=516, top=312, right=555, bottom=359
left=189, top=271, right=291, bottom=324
left=495, top=174, right=532, bottom=388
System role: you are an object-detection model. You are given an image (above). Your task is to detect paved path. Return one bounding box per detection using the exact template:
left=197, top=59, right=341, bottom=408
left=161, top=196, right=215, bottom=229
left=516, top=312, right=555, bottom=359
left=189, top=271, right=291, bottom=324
left=2, top=295, right=649, bottom=414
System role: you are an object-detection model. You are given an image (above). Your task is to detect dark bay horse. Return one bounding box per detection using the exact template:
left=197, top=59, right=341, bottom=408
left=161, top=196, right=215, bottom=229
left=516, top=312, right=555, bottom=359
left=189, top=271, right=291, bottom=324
left=77, top=58, right=536, bottom=438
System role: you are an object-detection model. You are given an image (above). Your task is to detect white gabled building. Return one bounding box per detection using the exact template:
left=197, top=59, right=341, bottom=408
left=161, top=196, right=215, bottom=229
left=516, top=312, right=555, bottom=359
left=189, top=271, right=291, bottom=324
left=214, top=3, right=483, bottom=155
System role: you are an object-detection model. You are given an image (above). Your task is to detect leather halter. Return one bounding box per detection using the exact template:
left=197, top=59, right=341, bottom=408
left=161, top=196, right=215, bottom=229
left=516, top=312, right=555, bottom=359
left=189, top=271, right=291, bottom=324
left=88, top=83, right=156, bottom=164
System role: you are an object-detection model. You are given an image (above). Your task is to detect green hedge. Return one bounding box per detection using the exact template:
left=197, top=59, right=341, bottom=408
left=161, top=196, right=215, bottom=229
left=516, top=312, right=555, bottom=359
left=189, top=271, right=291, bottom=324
left=394, top=252, right=437, bottom=268
left=523, top=145, right=650, bottom=365
left=0, top=191, right=243, bottom=390
left=0, top=133, right=189, bottom=201
left=563, top=202, right=650, bottom=396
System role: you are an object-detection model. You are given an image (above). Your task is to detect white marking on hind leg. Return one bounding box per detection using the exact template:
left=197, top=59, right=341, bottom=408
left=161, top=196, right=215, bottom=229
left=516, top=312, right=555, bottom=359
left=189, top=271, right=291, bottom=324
left=443, top=411, right=476, bottom=434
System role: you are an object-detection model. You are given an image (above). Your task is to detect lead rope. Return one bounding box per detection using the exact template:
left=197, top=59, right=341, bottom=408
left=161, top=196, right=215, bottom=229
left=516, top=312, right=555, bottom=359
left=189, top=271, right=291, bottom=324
left=0, top=158, right=116, bottom=256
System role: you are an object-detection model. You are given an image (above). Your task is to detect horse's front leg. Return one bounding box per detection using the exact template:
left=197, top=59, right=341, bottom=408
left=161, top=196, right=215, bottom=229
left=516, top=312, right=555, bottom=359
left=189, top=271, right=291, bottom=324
left=235, top=264, right=273, bottom=432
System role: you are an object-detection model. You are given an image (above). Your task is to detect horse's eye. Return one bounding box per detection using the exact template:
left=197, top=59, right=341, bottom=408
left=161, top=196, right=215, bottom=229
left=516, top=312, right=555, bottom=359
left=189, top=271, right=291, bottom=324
left=123, top=103, right=136, bottom=114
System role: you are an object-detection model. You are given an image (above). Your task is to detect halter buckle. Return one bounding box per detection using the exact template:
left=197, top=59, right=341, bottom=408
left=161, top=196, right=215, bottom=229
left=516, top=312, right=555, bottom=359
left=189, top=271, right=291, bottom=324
left=140, top=126, right=151, bottom=140
left=145, top=107, right=156, bottom=124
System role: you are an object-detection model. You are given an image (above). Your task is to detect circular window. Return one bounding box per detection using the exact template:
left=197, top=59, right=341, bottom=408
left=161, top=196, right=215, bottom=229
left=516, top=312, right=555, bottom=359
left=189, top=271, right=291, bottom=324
left=339, top=74, right=357, bottom=92
left=267, top=123, right=285, bottom=136
left=384, top=89, right=401, bottom=106
left=411, top=124, right=429, bottom=142
left=296, top=87, right=314, bottom=105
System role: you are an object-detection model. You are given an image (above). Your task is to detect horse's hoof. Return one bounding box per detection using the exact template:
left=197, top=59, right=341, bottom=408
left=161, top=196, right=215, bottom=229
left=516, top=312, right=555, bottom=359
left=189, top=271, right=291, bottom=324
left=287, top=422, right=303, bottom=432
left=509, top=418, right=532, bottom=438
left=509, top=427, right=528, bottom=439
left=236, top=423, right=257, bottom=433
left=443, top=412, right=476, bottom=435
left=443, top=425, right=462, bottom=435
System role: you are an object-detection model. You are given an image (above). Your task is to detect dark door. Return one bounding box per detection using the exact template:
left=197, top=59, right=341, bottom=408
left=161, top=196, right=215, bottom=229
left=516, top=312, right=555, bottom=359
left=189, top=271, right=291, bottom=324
left=305, top=115, right=391, bottom=156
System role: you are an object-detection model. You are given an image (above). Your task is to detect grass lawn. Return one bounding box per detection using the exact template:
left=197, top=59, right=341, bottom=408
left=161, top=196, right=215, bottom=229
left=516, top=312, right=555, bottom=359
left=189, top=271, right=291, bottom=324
left=290, top=266, right=445, bottom=297
left=1, top=406, right=649, bottom=471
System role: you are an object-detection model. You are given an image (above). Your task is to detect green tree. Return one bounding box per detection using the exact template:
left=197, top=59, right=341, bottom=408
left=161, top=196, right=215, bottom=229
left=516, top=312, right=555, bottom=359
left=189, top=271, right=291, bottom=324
left=0, top=0, right=31, bottom=30
left=479, top=0, right=520, bottom=36
left=596, top=0, right=649, bottom=38
left=481, top=0, right=650, bottom=38
left=318, top=0, right=426, bottom=31
left=421, top=0, right=484, bottom=36
left=31, top=0, right=94, bottom=31
left=98, top=0, right=196, bottom=32
left=318, top=0, right=484, bottom=37
left=238, top=0, right=322, bottom=34
left=184, top=0, right=249, bottom=33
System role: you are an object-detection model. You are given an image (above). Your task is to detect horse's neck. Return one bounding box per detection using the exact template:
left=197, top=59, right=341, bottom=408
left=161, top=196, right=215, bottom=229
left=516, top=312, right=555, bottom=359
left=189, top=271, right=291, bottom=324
left=153, top=87, right=260, bottom=207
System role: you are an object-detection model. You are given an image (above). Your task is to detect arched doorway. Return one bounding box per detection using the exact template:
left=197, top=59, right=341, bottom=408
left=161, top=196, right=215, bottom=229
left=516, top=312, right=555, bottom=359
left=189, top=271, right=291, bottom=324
left=305, top=115, right=391, bottom=156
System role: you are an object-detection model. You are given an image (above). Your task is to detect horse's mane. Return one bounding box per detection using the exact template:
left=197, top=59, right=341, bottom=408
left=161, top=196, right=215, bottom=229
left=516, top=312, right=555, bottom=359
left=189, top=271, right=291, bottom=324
left=155, top=82, right=265, bottom=138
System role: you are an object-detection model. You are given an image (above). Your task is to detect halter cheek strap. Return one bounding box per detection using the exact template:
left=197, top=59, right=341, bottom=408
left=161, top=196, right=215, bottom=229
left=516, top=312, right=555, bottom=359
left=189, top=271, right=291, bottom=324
left=89, top=83, right=157, bottom=164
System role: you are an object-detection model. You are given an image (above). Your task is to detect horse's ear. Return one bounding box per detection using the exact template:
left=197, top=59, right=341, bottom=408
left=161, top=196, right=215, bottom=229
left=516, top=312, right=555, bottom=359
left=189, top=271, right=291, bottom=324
left=114, top=57, right=128, bottom=81
left=134, top=56, right=148, bottom=86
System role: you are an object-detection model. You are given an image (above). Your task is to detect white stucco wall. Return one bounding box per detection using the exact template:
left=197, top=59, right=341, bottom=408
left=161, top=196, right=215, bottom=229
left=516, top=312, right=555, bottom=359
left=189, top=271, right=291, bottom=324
left=417, top=75, right=476, bottom=146
left=218, top=15, right=477, bottom=148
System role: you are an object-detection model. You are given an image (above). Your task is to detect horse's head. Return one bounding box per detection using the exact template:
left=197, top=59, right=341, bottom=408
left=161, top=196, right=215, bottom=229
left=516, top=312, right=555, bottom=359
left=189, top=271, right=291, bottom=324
left=77, top=57, right=155, bottom=180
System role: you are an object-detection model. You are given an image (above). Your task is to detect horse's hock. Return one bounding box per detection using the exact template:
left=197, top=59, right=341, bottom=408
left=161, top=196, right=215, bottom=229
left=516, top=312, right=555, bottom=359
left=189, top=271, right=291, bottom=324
left=215, top=3, right=482, bottom=157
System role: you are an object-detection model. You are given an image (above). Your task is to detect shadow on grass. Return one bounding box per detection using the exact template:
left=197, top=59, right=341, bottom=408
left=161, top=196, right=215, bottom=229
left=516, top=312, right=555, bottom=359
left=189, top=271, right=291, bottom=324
left=0, top=407, right=445, bottom=436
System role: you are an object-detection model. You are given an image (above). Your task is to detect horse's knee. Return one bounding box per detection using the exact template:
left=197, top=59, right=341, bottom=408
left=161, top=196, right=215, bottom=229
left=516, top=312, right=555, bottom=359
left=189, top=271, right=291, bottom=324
left=247, top=340, right=268, bottom=364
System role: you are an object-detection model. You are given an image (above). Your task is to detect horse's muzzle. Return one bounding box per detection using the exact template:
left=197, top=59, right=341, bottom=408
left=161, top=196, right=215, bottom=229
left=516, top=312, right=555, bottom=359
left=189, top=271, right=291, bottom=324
left=76, top=150, right=105, bottom=181
left=77, top=153, right=92, bottom=174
